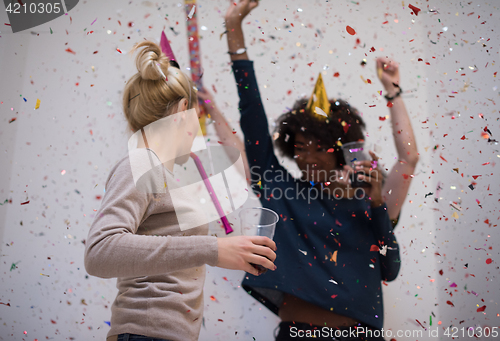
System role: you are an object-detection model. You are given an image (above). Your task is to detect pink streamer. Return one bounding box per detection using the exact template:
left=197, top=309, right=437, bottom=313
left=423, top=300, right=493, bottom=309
left=190, top=152, right=233, bottom=234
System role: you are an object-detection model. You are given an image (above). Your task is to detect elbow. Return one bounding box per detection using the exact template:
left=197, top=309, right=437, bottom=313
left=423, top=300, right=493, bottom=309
left=383, top=271, right=399, bottom=282
left=84, top=248, right=112, bottom=279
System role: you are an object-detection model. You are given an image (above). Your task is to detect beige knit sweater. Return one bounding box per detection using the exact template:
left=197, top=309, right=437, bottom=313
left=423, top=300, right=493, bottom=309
left=84, top=151, right=219, bottom=341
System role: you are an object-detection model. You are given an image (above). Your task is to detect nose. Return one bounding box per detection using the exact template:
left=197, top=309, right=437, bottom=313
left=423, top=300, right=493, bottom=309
left=302, top=151, right=319, bottom=166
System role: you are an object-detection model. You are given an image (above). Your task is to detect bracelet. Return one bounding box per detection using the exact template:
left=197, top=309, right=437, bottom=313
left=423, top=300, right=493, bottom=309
left=228, top=47, right=247, bottom=55
left=384, top=86, right=402, bottom=101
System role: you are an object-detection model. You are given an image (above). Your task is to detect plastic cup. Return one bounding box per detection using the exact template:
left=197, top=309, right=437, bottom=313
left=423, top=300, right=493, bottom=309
left=341, top=141, right=372, bottom=188
left=239, top=207, right=279, bottom=274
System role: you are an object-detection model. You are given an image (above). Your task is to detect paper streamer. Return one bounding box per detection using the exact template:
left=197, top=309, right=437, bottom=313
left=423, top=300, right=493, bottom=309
left=190, top=152, right=233, bottom=234
left=185, top=0, right=207, bottom=135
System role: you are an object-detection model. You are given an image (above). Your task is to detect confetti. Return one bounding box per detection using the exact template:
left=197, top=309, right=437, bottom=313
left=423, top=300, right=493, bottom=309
left=187, top=5, right=196, bottom=19
left=35, top=98, right=40, bottom=109
left=408, top=4, right=421, bottom=16
left=346, top=25, right=356, bottom=35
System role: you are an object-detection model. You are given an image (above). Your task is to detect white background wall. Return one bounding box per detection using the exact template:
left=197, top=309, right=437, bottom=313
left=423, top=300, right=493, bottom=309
left=0, top=0, right=498, bottom=340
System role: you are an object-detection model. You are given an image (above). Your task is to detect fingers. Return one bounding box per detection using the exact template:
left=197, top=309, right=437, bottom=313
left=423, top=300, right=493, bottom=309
left=243, top=263, right=260, bottom=277
left=250, top=235, right=277, bottom=251
left=253, top=244, right=276, bottom=262
left=249, top=253, right=276, bottom=271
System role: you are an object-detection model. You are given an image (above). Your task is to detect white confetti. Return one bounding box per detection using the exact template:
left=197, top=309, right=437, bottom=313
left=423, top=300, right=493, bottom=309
left=187, top=5, right=195, bottom=19
left=298, top=249, right=307, bottom=256
left=379, top=245, right=388, bottom=256
left=315, top=107, right=328, bottom=117
left=329, top=279, right=338, bottom=285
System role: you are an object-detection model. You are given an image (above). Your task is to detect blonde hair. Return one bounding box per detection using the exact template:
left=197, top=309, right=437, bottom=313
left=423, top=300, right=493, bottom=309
left=123, top=40, right=197, bottom=132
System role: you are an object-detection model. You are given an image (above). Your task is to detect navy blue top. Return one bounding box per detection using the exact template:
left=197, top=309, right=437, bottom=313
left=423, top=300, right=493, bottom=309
left=233, top=60, right=401, bottom=330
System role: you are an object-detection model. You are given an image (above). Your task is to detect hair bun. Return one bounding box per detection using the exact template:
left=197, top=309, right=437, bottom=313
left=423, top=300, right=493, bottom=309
left=132, top=41, right=169, bottom=81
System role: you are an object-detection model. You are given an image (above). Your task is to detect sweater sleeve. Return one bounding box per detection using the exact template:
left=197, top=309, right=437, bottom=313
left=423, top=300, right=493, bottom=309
left=232, top=60, right=286, bottom=190
left=369, top=203, right=401, bottom=282
left=84, top=158, right=218, bottom=279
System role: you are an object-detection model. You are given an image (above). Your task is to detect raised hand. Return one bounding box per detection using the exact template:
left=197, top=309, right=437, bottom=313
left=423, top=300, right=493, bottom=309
left=225, top=0, right=259, bottom=26
left=376, top=57, right=400, bottom=95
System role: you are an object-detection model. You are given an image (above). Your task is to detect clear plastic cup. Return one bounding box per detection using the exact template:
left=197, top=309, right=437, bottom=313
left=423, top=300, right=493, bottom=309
left=341, top=141, right=372, bottom=188
left=239, top=207, right=279, bottom=274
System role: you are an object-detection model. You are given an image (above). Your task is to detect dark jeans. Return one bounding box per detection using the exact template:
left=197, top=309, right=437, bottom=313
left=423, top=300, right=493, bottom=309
left=117, top=333, right=172, bottom=341
left=276, top=321, right=386, bottom=341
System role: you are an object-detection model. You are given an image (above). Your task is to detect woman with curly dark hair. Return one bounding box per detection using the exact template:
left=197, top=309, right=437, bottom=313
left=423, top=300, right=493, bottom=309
left=210, top=1, right=419, bottom=340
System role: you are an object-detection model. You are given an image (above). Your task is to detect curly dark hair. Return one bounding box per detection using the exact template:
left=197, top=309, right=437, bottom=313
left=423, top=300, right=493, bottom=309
left=274, top=98, right=366, bottom=168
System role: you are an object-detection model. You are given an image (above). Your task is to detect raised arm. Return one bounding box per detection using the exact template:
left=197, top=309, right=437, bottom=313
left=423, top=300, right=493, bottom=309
left=376, top=57, right=419, bottom=222
left=225, top=0, right=257, bottom=62
left=225, top=0, right=286, bottom=189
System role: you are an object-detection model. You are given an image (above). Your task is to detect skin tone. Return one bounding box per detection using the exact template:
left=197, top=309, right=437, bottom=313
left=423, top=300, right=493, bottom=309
left=224, top=0, right=415, bottom=327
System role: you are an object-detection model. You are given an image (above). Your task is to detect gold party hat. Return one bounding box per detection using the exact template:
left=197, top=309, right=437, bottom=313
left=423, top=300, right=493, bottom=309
left=306, top=73, right=331, bottom=119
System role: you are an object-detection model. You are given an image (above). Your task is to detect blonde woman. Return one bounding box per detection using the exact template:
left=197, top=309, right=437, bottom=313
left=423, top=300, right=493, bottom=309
left=84, top=41, right=277, bottom=341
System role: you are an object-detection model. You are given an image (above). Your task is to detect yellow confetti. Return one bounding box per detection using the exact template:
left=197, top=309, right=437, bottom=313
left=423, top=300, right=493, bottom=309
left=330, top=250, right=338, bottom=263
left=377, top=67, right=383, bottom=79
left=35, top=98, right=41, bottom=109
left=452, top=212, right=459, bottom=219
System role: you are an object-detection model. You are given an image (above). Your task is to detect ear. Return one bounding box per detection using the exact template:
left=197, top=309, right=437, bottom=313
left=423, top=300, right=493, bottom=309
left=177, top=98, right=189, bottom=113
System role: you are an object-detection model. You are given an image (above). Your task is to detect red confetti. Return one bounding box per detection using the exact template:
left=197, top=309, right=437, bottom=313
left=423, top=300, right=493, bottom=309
left=51, top=319, right=57, bottom=324
left=222, top=277, right=228, bottom=281
left=333, top=72, right=340, bottom=77
left=460, top=135, right=466, bottom=140
left=477, top=305, right=486, bottom=312
left=20, top=200, right=30, bottom=205
left=93, top=51, right=98, bottom=54
left=378, top=116, right=387, bottom=121
left=331, top=294, right=338, bottom=299
left=387, top=101, right=393, bottom=108
left=346, top=25, right=356, bottom=35
left=446, top=300, right=454, bottom=307
left=485, top=258, right=492, bottom=264
left=327, top=148, right=334, bottom=153
left=439, top=269, right=444, bottom=275
left=210, top=295, right=217, bottom=301
left=116, top=48, right=123, bottom=54
left=65, top=48, right=76, bottom=55
left=370, top=245, right=380, bottom=252
left=366, top=79, right=372, bottom=84
left=408, top=4, right=421, bottom=16
left=9, top=117, right=17, bottom=123
left=95, top=195, right=102, bottom=200
left=307, top=62, right=314, bottom=67
left=440, top=155, right=448, bottom=162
